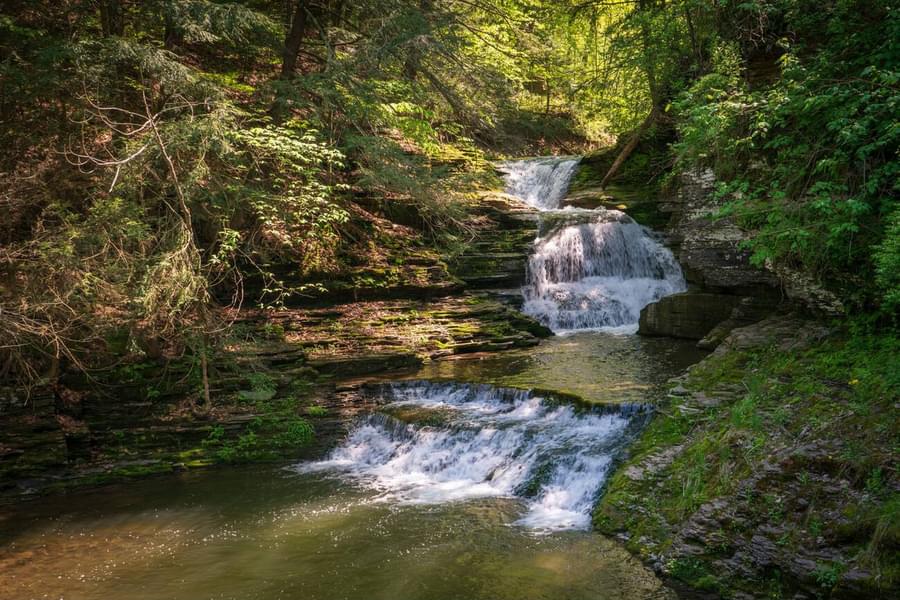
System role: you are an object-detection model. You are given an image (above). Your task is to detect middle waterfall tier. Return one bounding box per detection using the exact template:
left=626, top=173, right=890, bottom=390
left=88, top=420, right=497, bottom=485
left=522, top=209, right=686, bottom=333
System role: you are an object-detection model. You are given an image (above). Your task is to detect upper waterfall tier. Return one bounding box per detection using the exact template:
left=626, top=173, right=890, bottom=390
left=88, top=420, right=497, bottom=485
left=497, top=156, right=581, bottom=210
left=523, top=209, right=687, bottom=333
left=299, top=381, right=649, bottom=532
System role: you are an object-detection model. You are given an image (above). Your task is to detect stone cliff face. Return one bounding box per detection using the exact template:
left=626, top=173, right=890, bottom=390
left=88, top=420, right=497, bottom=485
left=638, top=168, right=782, bottom=345
left=639, top=168, right=843, bottom=348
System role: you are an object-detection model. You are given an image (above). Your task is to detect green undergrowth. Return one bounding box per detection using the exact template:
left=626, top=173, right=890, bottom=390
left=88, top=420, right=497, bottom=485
left=567, top=139, right=674, bottom=230
left=595, top=323, right=899, bottom=597
left=196, top=359, right=329, bottom=464
left=83, top=347, right=329, bottom=480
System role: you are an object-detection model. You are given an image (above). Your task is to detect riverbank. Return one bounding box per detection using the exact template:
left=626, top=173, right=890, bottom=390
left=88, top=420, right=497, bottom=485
left=595, top=316, right=899, bottom=598
left=0, top=292, right=551, bottom=500
left=0, top=187, right=555, bottom=500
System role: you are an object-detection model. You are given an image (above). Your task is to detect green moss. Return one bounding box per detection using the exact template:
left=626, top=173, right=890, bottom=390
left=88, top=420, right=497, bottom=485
left=305, top=405, right=328, bottom=417
left=667, top=558, right=722, bottom=592
left=594, top=324, right=899, bottom=596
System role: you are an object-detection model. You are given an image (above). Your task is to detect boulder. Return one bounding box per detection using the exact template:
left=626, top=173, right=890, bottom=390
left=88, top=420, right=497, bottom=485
left=639, top=292, right=742, bottom=339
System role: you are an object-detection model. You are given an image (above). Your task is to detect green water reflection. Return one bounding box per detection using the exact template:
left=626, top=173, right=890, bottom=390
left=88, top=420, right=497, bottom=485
left=1, top=467, right=675, bottom=600
left=412, top=331, right=706, bottom=404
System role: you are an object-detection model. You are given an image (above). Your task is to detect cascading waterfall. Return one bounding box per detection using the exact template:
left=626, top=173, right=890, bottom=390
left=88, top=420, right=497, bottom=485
left=496, top=156, right=581, bottom=210
left=499, top=158, right=687, bottom=333
left=523, top=210, right=686, bottom=332
left=299, top=381, right=650, bottom=531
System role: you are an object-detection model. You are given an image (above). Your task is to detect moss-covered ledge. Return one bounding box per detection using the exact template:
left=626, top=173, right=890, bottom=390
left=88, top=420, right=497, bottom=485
left=594, top=316, right=899, bottom=599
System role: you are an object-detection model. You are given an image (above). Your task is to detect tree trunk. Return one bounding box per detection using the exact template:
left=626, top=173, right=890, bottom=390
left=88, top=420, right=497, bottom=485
left=99, top=0, right=125, bottom=37
left=421, top=67, right=472, bottom=127
left=600, top=108, right=658, bottom=189
left=545, top=78, right=551, bottom=114
left=200, top=341, right=211, bottom=407
left=599, top=0, right=663, bottom=189
left=164, top=12, right=183, bottom=50
left=403, top=0, right=433, bottom=81
left=281, top=1, right=311, bottom=78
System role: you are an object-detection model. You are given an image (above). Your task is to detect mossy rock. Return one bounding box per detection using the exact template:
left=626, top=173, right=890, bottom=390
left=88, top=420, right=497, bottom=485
left=238, top=389, right=277, bottom=402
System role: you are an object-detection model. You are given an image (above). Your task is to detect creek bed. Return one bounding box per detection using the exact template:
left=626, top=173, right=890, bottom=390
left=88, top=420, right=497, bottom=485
left=0, top=331, right=702, bottom=600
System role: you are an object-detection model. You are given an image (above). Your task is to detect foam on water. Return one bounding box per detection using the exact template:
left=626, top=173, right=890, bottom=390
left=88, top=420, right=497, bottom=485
left=299, top=382, right=649, bottom=532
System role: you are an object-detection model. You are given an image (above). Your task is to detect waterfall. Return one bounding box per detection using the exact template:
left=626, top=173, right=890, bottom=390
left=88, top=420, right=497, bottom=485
left=499, top=158, right=686, bottom=333
left=299, top=382, right=650, bottom=531
left=523, top=210, right=687, bottom=332
left=496, top=156, right=580, bottom=210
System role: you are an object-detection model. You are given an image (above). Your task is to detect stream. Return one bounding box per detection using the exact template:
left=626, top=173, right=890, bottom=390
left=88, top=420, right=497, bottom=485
left=0, top=157, right=699, bottom=600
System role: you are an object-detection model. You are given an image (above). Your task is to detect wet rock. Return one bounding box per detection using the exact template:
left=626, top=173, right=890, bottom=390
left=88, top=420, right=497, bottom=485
left=639, top=292, right=742, bottom=339
left=307, top=353, right=423, bottom=377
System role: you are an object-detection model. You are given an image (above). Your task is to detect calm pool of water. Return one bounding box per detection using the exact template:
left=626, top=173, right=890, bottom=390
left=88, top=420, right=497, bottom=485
left=412, top=330, right=706, bottom=404
left=1, top=466, right=676, bottom=600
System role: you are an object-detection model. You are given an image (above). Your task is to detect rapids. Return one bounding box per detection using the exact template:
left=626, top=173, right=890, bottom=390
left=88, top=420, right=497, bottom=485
left=299, top=382, right=650, bottom=531
left=499, top=157, right=686, bottom=333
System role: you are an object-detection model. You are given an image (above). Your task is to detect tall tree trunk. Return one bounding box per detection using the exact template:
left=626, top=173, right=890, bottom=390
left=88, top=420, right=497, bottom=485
left=281, top=1, right=311, bottom=78
left=638, top=0, right=662, bottom=107
left=99, top=0, right=125, bottom=37
left=600, top=0, right=662, bottom=188
left=403, top=0, right=433, bottom=81
left=164, top=11, right=183, bottom=50
left=545, top=78, right=551, bottom=114
left=200, top=340, right=211, bottom=407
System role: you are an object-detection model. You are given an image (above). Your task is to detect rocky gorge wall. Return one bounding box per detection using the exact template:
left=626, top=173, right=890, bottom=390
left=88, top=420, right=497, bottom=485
left=637, top=168, right=845, bottom=349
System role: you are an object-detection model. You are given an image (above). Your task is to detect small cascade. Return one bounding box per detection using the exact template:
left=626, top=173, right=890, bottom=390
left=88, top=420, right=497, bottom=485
left=299, top=382, right=650, bottom=531
left=523, top=210, right=686, bottom=332
left=499, top=157, right=687, bottom=333
left=496, top=156, right=581, bottom=210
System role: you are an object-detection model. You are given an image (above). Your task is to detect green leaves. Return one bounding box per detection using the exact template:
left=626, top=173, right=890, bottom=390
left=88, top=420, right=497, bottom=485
left=229, top=120, right=349, bottom=274
left=672, top=0, right=899, bottom=311
left=159, top=0, right=281, bottom=49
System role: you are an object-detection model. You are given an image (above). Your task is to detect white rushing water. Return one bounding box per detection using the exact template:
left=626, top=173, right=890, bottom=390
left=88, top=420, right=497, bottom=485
left=523, top=210, right=686, bottom=332
left=499, top=158, right=686, bottom=333
left=299, top=382, right=648, bottom=532
left=496, top=156, right=581, bottom=210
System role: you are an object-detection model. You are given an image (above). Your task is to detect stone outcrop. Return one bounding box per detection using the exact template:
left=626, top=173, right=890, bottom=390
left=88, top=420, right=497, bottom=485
left=662, top=168, right=781, bottom=295
left=448, top=192, right=539, bottom=289
left=639, top=168, right=848, bottom=348
left=639, top=169, right=785, bottom=347
left=639, top=292, right=742, bottom=340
